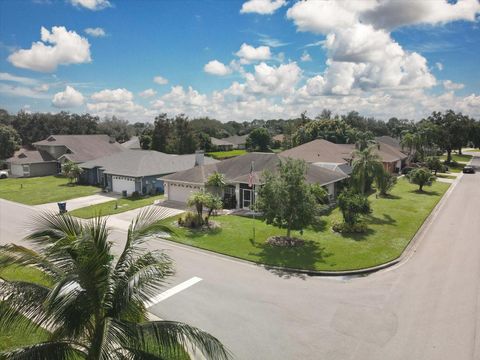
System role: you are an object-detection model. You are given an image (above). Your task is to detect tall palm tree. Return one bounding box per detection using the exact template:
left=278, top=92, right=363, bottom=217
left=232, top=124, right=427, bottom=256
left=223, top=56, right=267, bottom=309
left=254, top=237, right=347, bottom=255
left=351, top=145, right=384, bottom=194
left=0, top=209, right=230, bottom=360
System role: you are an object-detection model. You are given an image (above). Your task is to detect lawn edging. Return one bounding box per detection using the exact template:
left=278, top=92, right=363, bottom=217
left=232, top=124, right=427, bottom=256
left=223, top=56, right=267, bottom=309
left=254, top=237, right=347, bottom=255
left=158, top=177, right=459, bottom=277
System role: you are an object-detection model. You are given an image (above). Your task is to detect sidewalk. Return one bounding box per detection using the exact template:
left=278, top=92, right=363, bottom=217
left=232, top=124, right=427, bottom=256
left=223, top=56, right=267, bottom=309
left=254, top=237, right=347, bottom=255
left=34, top=193, right=121, bottom=212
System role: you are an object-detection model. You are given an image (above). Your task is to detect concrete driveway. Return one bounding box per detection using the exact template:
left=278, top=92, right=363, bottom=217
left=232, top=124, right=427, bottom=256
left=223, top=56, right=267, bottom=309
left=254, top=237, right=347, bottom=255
left=106, top=205, right=184, bottom=231
left=34, top=193, right=121, bottom=212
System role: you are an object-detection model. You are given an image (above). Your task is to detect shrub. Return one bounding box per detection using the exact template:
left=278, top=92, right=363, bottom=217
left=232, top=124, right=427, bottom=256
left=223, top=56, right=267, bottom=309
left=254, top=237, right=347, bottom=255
left=375, top=170, right=397, bottom=196
left=337, top=190, right=371, bottom=226
left=332, top=222, right=368, bottom=234
left=178, top=211, right=204, bottom=228
left=131, top=191, right=140, bottom=199
left=406, top=167, right=436, bottom=191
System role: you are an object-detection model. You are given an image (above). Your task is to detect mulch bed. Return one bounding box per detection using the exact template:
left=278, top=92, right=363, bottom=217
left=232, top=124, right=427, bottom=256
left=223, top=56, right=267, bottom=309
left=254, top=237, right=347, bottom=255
left=266, top=236, right=304, bottom=247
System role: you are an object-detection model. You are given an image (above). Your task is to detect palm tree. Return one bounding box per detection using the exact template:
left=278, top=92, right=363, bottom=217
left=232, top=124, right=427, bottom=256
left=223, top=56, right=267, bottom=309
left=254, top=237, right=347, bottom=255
left=351, top=145, right=384, bottom=194
left=206, top=172, right=226, bottom=197
left=0, top=209, right=230, bottom=360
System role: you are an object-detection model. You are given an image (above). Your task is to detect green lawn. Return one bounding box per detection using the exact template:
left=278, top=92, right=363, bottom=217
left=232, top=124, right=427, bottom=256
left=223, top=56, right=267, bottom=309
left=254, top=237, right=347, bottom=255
left=440, top=153, right=472, bottom=163
left=0, top=263, right=52, bottom=351
left=444, top=162, right=465, bottom=173
left=206, top=149, right=247, bottom=160
left=69, top=194, right=164, bottom=219
left=158, top=179, right=449, bottom=272
left=0, top=176, right=100, bottom=205
left=436, top=174, right=457, bottom=180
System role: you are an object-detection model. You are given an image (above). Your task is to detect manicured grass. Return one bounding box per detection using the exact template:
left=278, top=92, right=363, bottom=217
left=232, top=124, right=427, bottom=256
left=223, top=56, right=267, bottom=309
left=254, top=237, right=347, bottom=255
left=440, top=153, right=472, bottom=163
left=0, top=176, right=100, bottom=205
left=158, top=179, right=450, bottom=271
left=436, top=174, right=457, bottom=180
left=206, top=149, right=247, bottom=159
left=0, top=263, right=52, bottom=351
left=69, top=194, right=164, bottom=219
left=444, top=162, right=464, bottom=173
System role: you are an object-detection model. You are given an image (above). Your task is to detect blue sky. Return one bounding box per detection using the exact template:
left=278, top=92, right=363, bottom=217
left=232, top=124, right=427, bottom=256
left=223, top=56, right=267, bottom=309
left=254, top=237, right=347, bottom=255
left=0, top=0, right=479, bottom=122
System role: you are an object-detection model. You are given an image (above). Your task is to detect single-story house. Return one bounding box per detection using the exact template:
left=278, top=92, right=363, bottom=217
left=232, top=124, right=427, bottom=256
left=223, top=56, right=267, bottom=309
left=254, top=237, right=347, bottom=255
left=161, top=152, right=348, bottom=209
left=7, top=148, right=58, bottom=177
left=7, top=134, right=125, bottom=177
left=337, top=141, right=408, bottom=174
left=279, top=139, right=353, bottom=175
left=222, top=134, right=248, bottom=150
left=79, top=150, right=218, bottom=196
left=210, top=137, right=235, bottom=151
left=376, top=136, right=402, bottom=151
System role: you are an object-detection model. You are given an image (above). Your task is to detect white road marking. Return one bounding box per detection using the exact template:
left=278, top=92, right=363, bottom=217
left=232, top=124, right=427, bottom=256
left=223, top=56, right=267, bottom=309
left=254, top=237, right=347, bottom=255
left=145, top=276, right=203, bottom=308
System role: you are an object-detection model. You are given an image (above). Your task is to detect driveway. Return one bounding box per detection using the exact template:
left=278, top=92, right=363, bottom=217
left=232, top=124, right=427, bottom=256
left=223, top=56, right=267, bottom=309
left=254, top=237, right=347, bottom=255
left=106, top=205, right=184, bottom=231
left=34, top=193, right=121, bottom=212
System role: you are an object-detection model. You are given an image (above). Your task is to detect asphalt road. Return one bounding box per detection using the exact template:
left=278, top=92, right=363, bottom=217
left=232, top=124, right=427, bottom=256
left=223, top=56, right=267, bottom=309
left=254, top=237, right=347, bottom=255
left=1, top=154, right=479, bottom=360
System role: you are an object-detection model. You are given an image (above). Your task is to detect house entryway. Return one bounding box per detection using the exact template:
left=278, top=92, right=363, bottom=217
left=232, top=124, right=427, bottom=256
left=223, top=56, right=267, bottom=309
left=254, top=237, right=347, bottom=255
left=241, top=188, right=254, bottom=209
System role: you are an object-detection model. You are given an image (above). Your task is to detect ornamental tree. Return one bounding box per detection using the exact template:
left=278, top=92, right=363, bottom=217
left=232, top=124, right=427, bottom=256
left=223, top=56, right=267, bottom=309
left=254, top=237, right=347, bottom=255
left=407, top=167, right=436, bottom=192
left=255, top=158, right=316, bottom=237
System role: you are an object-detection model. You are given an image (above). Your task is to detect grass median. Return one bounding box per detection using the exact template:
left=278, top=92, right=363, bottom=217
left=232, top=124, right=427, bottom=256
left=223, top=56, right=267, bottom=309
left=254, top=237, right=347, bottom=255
left=158, top=178, right=450, bottom=272
left=69, top=194, right=164, bottom=219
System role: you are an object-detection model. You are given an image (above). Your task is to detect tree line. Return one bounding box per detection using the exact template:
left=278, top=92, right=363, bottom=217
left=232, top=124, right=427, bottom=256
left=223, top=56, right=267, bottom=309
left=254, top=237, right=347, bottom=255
left=1, top=108, right=479, bottom=160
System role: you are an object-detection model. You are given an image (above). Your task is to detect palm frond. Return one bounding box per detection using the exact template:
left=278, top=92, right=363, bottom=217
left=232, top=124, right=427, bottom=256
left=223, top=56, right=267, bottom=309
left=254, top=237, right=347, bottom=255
left=133, top=321, right=231, bottom=360
left=0, top=340, right=86, bottom=360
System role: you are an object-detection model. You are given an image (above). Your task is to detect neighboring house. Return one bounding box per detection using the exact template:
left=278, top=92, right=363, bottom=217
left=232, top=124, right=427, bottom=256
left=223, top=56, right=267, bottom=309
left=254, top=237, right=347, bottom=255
left=376, top=136, right=402, bottom=151
left=210, top=137, right=234, bottom=151
left=7, top=148, right=58, bottom=177
left=161, top=152, right=348, bottom=209
left=79, top=150, right=218, bottom=196
left=222, top=134, right=248, bottom=150
left=337, top=142, right=408, bottom=174
left=279, top=139, right=353, bottom=175
left=272, top=134, right=284, bottom=142
left=121, top=136, right=141, bottom=150
left=6, top=134, right=124, bottom=177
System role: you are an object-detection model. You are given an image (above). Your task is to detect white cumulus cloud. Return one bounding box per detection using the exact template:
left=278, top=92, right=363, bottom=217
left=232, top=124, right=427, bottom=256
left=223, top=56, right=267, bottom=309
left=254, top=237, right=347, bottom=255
left=70, top=0, right=111, bottom=11
left=8, top=26, right=91, bottom=72
left=240, top=0, right=286, bottom=15
left=139, top=88, right=157, bottom=98
left=84, top=27, right=106, bottom=37
left=52, top=86, right=84, bottom=108
left=153, top=76, right=168, bottom=85
left=90, top=88, right=133, bottom=103
left=443, top=80, right=465, bottom=91
left=244, top=62, right=302, bottom=95
left=300, top=51, right=312, bottom=62
left=204, top=60, right=232, bottom=76
left=235, top=43, right=271, bottom=63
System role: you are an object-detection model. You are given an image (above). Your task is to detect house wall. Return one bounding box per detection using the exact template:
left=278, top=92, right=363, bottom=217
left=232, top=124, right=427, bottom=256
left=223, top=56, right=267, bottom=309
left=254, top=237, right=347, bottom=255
left=79, top=168, right=98, bottom=185
left=141, top=176, right=165, bottom=195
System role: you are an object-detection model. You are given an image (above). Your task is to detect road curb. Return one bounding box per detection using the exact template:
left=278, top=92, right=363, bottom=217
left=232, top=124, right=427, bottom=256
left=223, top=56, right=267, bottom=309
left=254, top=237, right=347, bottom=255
left=157, top=175, right=462, bottom=277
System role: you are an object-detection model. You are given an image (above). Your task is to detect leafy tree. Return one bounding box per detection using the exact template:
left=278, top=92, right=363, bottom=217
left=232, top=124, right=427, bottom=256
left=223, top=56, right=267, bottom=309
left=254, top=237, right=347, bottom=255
left=61, top=160, right=83, bottom=184
left=204, top=194, right=223, bottom=220
left=375, top=169, right=397, bottom=196
left=246, top=128, right=271, bottom=151
left=98, top=116, right=133, bottom=142
left=407, top=167, right=436, bottom=192
left=425, top=110, right=471, bottom=162
left=310, top=183, right=330, bottom=205
left=151, top=113, right=172, bottom=152
left=196, top=131, right=213, bottom=151
left=0, top=209, right=229, bottom=360
left=139, top=131, right=152, bottom=150
left=171, top=114, right=197, bottom=154
left=255, top=159, right=317, bottom=237
left=337, top=190, right=371, bottom=226
left=292, top=118, right=354, bottom=146
left=425, top=157, right=444, bottom=175
left=0, top=124, right=20, bottom=159
left=351, top=145, right=384, bottom=194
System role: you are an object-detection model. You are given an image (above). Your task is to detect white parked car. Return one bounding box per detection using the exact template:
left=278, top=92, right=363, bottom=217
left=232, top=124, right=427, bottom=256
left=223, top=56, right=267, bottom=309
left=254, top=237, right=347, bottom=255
left=0, top=170, right=8, bottom=179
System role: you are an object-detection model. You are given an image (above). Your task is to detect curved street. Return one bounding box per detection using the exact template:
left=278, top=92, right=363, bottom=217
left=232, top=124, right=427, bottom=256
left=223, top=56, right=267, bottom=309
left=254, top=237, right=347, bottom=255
left=1, top=154, right=479, bottom=360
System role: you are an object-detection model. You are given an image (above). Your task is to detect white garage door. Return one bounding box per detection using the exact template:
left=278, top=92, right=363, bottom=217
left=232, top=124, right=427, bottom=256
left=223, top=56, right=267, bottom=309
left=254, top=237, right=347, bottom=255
left=10, top=164, right=26, bottom=177
left=112, top=176, right=136, bottom=196
left=167, top=183, right=202, bottom=203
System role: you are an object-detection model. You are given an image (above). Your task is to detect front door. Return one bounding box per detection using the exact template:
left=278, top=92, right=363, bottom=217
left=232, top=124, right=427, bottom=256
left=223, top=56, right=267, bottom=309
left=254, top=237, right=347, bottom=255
left=242, top=188, right=253, bottom=209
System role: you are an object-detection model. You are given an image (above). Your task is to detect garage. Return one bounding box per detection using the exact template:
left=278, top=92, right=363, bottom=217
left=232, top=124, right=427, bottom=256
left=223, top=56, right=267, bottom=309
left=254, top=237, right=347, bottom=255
left=167, top=182, right=202, bottom=203
left=112, top=176, right=136, bottom=196
left=10, top=164, right=26, bottom=177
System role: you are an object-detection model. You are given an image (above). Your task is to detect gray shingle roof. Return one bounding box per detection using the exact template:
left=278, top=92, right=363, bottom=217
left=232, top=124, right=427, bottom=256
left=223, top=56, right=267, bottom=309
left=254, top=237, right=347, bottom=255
left=376, top=136, right=402, bottom=151
left=338, top=142, right=407, bottom=163
left=80, top=150, right=218, bottom=177
left=7, top=148, right=56, bottom=164
left=223, top=134, right=248, bottom=146
left=211, top=137, right=234, bottom=146
left=280, top=139, right=351, bottom=164
left=162, top=152, right=348, bottom=186
left=34, top=135, right=125, bottom=163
